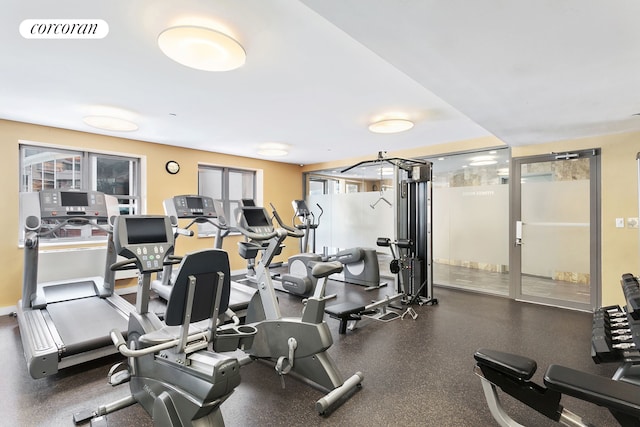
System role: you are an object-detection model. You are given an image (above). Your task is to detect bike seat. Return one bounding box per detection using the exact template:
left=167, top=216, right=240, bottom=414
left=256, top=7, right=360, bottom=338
left=311, top=261, right=343, bottom=279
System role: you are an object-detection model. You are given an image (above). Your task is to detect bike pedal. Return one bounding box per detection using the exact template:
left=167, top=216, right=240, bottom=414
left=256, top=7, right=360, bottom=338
left=109, top=369, right=131, bottom=386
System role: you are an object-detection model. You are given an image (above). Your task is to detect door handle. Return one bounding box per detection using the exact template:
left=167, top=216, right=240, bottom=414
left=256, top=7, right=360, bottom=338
left=515, top=221, right=523, bottom=246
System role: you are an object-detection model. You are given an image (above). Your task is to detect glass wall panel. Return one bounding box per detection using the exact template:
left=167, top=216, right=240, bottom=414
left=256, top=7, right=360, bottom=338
left=430, top=149, right=510, bottom=295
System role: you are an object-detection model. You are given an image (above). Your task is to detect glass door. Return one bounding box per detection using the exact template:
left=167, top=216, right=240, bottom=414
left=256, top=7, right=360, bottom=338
left=510, top=150, right=600, bottom=311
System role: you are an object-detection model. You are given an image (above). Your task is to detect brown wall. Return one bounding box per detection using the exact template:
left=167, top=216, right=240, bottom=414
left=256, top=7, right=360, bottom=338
left=0, top=119, right=302, bottom=307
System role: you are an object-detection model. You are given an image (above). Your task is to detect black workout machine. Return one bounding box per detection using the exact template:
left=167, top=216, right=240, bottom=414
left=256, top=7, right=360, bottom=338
left=474, top=273, right=640, bottom=426
left=341, top=152, right=438, bottom=306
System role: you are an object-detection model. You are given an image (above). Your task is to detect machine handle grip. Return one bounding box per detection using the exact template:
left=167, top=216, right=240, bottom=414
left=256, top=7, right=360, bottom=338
left=110, top=329, right=127, bottom=349
left=174, top=227, right=194, bottom=237
left=236, top=226, right=279, bottom=242
left=270, top=203, right=305, bottom=238
left=110, top=258, right=137, bottom=271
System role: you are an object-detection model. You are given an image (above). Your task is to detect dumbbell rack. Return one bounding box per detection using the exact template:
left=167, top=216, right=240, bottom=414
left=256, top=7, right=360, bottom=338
left=592, top=274, right=640, bottom=384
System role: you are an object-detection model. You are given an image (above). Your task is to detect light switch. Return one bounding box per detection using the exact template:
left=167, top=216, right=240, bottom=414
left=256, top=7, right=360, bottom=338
left=616, top=218, right=625, bottom=228
left=628, top=218, right=639, bottom=229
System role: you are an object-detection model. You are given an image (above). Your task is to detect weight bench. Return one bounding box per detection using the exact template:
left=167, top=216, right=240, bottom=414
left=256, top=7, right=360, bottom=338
left=324, top=302, right=368, bottom=334
left=324, top=293, right=406, bottom=334
left=474, top=348, right=640, bottom=426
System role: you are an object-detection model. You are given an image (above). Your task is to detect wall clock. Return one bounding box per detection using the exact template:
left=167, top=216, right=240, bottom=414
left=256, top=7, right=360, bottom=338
left=165, top=160, right=180, bottom=175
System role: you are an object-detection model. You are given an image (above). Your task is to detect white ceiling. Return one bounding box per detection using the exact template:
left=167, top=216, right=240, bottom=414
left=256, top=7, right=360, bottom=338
left=3, top=1, right=640, bottom=166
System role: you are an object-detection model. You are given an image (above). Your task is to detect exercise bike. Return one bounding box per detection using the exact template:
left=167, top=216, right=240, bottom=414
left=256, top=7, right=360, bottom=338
left=235, top=205, right=363, bottom=414
left=75, top=215, right=256, bottom=426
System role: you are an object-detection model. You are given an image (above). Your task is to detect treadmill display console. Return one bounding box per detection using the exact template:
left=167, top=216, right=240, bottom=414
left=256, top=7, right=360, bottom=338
left=171, top=195, right=216, bottom=218
left=39, top=189, right=109, bottom=219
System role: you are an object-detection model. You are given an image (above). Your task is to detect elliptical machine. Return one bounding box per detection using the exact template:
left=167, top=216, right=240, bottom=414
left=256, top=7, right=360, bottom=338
left=235, top=205, right=363, bottom=414
left=289, top=199, right=384, bottom=290
left=75, top=215, right=256, bottom=426
left=291, top=199, right=322, bottom=254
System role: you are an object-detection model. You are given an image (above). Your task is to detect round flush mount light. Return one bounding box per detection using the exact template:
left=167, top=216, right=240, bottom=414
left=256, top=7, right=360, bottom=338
left=257, top=142, right=289, bottom=157
left=158, top=25, right=246, bottom=71
left=368, top=118, right=414, bottom=134
left=83, top=115, right=138, bottom=132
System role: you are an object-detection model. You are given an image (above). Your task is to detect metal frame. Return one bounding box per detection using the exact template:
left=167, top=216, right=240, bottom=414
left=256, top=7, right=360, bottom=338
left=510, top=149, right=601, bottom=311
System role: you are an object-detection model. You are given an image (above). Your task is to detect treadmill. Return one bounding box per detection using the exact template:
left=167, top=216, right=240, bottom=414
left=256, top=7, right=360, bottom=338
left=150, top=195, right=256, bottom=319
left=16, top=189, right=135, bottom=379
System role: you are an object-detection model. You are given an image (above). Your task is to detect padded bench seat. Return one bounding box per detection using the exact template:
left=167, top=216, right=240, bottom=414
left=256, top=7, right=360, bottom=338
left=545, top=364, right=640, bottom=419
left=325, top=302, right=365, bottom=334
left=474, top=348, right=537, bottom=380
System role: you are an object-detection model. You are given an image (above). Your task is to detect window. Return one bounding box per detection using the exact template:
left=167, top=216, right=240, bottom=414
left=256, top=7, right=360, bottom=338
left=19, top=143, right=141, bottom=243
left=198, top=165, right=256, bottom=232
left=307, top=176, right=340, bottom=195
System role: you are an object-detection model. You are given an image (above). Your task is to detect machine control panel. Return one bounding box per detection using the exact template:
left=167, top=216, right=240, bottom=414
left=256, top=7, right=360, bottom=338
left=113, top=215, right=174, bottom=273
left=241, top=207, right=274, bottom=235
left=39, top=189, right=110, bottom=219
left=168, top=195, right=216, bottom=219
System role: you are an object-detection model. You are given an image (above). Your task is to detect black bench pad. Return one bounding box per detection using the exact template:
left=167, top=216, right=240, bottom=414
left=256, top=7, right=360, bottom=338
left=325, top=302, right=366, bottom=317
left=325, top=302, right=366, bottom=334
left=474, top=348, right=537, bottom=380
left=544, top=365, right=640, bottom=418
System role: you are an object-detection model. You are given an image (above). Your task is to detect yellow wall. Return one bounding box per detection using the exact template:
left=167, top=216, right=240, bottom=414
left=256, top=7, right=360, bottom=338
left=0, top=119, right=302, bottom=308
left=303, top=133, right=640, bottom=308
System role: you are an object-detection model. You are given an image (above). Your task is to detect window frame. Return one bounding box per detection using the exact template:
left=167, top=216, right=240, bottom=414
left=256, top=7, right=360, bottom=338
left=197, top=164, right=259, bottom=236
left=18, top=140, right=145, bottom=246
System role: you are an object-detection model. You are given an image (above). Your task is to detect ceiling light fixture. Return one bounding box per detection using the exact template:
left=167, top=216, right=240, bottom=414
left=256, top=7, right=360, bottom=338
left=257, top=142, right=289, bottom=157
left=83, top=115, right=138, bottom=132
left=158, top=25, right=246, bottom=71
left=368, top=118, right=414, bottom=134
left=469, top=155, right=497, bottom=166
left=470, top=160, right=498, bottom=166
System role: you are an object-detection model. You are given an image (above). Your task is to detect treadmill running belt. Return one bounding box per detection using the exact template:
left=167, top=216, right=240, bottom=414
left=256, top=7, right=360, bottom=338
left=46, top=298, right=128, bottom=356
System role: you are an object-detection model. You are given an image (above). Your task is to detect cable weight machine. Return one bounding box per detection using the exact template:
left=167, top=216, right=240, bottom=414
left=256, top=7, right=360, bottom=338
left=396, top=162, right=437, bottom=305
left=342, top=152, right=437, bottom=306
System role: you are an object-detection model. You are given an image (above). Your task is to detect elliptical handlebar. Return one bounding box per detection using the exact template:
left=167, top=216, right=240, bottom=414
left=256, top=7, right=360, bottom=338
left=233, top=213, right=280, bottom=241
left=315, top=203, right=323, bottom=227
left=270, top=203, right=305, bottom=239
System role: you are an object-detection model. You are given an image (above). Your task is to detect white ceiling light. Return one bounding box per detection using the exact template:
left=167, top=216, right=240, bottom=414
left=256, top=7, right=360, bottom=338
left=469, top=155, right=497, bottom=166
left=158, top=26, right=246, bottom=72
left=368, top=118, right=414, bottom=134
left=258, top=142, right=289, bottom=157
left=83, top=115, right=138, bottom=132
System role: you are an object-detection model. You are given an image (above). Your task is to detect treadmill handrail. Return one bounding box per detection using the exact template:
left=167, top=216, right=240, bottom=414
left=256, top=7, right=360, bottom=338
left=36, top=217, right=112, bottom=237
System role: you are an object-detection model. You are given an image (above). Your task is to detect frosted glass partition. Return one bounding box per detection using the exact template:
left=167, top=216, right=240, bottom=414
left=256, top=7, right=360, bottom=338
left=433, top=184, right=509, bottom=268
left=308, top=190, right=395, bottom=251
left=521, top=179, right=590, bottom=280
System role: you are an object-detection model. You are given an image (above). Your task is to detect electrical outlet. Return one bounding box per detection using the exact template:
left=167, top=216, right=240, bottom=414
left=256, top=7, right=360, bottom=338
left=616, top=218, right=625, bottom=228
left=628, top=218, right=639, bottom=229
